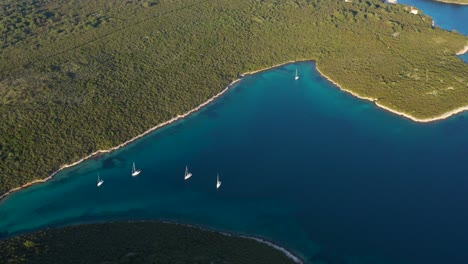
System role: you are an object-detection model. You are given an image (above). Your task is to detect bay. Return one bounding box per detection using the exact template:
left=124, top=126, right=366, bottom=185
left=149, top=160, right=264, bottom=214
left=2, top=62, right=468, bottom=263
left=1, top=1, right=468, bottom=264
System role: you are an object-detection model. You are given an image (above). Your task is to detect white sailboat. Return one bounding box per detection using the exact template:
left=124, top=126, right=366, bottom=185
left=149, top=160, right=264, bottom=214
left=216, top=173, right=222, bottom=189
left=131, top=162, right=141, bottom=177
left=97, top=173, right=104, bottom=187
left=184, top=165, right=192, bottom=180
left=295, top=68, right=299, bottom=80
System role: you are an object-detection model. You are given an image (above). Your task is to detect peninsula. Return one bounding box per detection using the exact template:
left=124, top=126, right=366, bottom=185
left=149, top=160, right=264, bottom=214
left=0, top=221, right=301, bottom=264
left=0, top=0, right=467, bottom=197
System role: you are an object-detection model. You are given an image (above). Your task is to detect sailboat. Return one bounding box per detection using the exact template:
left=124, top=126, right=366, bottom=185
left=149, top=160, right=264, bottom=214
left=97, top=173, right=104, bottom=187
left=295, top=68, right=299, bottom=80
left=131, top=162, right=141, bottom=177
left=216, top=173, right=222, bottom=189
left=184, top=165, right=192, bottom=180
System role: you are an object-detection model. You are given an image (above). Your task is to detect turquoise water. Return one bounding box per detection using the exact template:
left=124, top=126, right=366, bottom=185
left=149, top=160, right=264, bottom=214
left=2, top=2, right=468, bottom=264
left=2, top=62, right=468, bottom=264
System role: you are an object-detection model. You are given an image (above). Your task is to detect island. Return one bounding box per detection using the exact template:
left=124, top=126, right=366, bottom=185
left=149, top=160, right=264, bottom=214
left=0, top=0, right=467, bottom=198
left=0, top=221, right=301, bottom=264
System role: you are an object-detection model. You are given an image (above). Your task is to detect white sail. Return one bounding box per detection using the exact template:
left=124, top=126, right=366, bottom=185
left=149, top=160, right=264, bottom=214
left=184, top=165, right=192, bottom=180
left=131, top=162, right=141, bottom=177
left=216, top=174, right=222, bottom=189
left=97, top=173, right=104, bottom=187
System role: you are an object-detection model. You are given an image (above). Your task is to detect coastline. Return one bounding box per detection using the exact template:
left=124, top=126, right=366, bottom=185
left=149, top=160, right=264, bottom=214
left=456, top=44, right=468, bottom=56
left=0, top=60, right=301, bottom=203
left=0, top=80, right=234, bottom=202
left=160, top=221, right=305, bottom=264
left=1, top=60, right=467, bottom=264
left=5, top=220, right=304, bottom=263
left=2, top=60, right=468, bottom=202
left=240, top=235, right=303, bottom=264
left=433, top=0, right=468, bottom=5
left=315, top=65, right=468, bottom=123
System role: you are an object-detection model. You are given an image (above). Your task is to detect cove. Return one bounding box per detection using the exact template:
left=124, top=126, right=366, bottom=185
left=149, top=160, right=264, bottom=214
left=2, top=62, right=468, bottom=264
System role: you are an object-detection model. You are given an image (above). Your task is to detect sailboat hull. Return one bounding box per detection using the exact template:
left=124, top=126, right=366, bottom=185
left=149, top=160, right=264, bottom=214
left=131, top=170, right=141, bottom=177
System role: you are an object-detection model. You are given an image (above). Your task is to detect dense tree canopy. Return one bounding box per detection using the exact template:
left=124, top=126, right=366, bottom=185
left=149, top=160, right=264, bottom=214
left=0, top=0, right=467, bottom=195
left=0, top=221, right=298, bottom=264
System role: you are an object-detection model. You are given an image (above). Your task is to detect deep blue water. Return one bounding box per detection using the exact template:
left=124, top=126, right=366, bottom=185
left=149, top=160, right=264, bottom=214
left=1, top=2, right=468, bottom=264
left=2, top=62, right=468, bottom=264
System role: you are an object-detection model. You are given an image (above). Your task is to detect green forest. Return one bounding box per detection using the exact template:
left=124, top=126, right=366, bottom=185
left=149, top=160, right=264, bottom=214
left=0, top=221, right=298, bottom=264
left=0, top=0, right=467, bottom=195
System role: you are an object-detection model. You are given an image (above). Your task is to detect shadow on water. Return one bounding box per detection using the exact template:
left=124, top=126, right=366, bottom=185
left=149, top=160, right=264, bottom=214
left=102, top=157, right=121, bottom=169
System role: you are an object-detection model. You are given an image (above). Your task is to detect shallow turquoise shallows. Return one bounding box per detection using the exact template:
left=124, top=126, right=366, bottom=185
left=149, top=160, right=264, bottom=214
left=2, top=61, right=468, bottom=264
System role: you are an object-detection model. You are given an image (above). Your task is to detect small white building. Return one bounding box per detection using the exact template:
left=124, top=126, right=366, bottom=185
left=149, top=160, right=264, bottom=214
left=410, top=7, right=418, bottom=15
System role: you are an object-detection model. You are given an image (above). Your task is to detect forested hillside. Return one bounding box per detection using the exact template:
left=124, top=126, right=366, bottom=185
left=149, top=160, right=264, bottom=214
left=0, top=221, right=298, bottom=264
left=0, top=0, right=467, bottom=195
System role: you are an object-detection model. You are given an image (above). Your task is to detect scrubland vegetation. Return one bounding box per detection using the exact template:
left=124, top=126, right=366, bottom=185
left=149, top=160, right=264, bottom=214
left=0, top=0, right=467, bottom=195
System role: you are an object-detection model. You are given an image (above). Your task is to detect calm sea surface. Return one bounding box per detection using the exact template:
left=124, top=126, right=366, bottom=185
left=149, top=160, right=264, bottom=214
left=1, top=2, right=468, bottom=264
